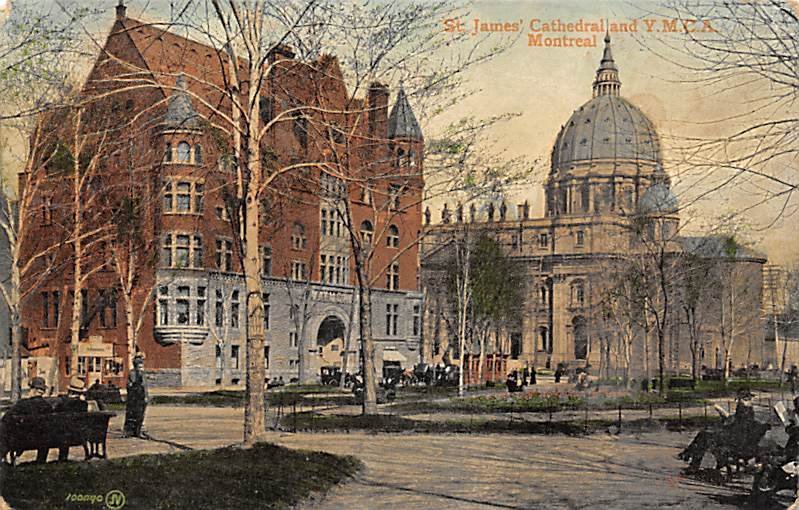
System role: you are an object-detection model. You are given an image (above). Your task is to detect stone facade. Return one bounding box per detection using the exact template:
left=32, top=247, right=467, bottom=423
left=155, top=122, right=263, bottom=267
left=421, top=36, right=767, bottom=380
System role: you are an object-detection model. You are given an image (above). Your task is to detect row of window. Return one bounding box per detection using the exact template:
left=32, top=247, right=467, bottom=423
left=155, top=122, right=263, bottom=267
left=163, top=180, right=204, bottom=214
left=511, top=231, right=582, bottom=251
left=320, top=254, right=349, bottom=285
left=384, top=304, right=422, bottom=337
left=321, top=208, right=345, bottom=238
left=537, top=281, right=585, bottom=307
left=41, top=289, right=117, bottom=330
left=359, top=221, right=400, bottom=247
left=164, top=142, right=203, bottom=165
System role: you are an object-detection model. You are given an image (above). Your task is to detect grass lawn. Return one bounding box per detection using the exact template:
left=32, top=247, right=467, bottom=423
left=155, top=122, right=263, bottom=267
left=2, top=443, right=361, bottom=510
left=148, top=386, right=353, bottom=408
left=288, top=412, right=720, bottom=436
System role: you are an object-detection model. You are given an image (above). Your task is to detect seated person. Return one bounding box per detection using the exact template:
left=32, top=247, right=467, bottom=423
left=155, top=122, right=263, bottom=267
left=679, top=389, right=757, bottom=472
left=1, top=377, right=54, bottom=463
left=54, top=376, right=91, bottom=461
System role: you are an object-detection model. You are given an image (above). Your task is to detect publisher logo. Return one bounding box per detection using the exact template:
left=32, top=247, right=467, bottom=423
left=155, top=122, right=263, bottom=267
left=105, top=490, right=126, bottom=510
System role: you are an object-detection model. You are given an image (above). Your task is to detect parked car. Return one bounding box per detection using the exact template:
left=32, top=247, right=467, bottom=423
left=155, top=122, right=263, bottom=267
left=320, top=366, right=343, bottom=386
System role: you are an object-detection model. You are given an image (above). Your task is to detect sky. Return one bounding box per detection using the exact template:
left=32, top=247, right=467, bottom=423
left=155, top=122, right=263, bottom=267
left=1, top=0, right=797, bottom=264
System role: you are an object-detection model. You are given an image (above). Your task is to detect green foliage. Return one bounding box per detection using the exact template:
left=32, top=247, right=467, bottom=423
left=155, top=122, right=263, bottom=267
left=722, top=235, right=739, bottom=257
left=3, top=443, right=361, bottom=510
left=469, top=234, right=522, bottom=326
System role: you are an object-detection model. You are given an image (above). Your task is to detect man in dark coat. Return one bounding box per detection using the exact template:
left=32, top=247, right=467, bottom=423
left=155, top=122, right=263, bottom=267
left=530, top=365, right=537, bottom=385
left=54, top=376, right=90, bottom=461
left=1, top=377, right=53, bottom=463
left=123, top=354, right=148, bottom=438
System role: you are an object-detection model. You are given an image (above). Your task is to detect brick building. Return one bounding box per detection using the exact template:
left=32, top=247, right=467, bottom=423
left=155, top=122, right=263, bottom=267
left=421, top=35, right=767, bottom=380
left=20, top=4, right=424, bottom=389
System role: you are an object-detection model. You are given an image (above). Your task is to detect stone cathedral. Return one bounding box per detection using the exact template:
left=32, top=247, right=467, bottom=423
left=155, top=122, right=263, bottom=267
left=420, top=35, right=767, bottom=378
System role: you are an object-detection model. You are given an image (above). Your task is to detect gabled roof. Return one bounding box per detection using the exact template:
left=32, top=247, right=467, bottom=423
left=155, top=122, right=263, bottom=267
left=388, top=86, right=422, bottom=140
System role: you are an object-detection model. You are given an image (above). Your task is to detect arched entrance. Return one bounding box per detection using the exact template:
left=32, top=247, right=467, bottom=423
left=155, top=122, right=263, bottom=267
left=317, top=316, right=347, bottom=367
left=317, top=316, right=346, bottom=345
left=573, top=316, right=588, bottom=360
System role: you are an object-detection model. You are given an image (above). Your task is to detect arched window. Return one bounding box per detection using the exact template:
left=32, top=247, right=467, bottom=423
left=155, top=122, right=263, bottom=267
left=539, top=327, right=549, bottom=352
left=177, top=141, right=191, bottom=162
left=573, top=316, right=587, bottom=360
left=194, top=145, right=203, bottom=165
left=360, top=220, right=373, bottom=245
left=387, top=225, right=399, bottom=248
left=291, top=223, right=306, bottom=250
left=386, top=262, right=399, bottom=290
left=571, top=280, right=585, bottom=307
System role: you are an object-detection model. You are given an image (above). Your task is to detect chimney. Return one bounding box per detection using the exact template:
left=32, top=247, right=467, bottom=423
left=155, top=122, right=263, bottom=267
left=116, top=1, right=127, bottom=20
left=367, top=82, right=389, bottom=138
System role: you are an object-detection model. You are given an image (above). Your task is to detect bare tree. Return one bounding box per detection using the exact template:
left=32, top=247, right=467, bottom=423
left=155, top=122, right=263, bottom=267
left=653, top=1, right=798, bottom=219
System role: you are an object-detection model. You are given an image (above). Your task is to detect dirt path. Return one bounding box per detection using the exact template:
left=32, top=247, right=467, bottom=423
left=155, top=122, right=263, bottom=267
left=274, top=431, right=754, bottom=509
left=7, top=406, right=775, bottom=508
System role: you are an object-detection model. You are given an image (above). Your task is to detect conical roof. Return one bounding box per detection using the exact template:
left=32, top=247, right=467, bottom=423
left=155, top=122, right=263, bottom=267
left=162, top=74, right=202, bottom=130
left=388, top=86, right=422, bottom=140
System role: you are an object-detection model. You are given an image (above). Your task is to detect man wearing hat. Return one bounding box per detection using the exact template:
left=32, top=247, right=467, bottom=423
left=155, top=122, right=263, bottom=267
left=123, top=353, right=148, bottom=438
left=1, top=377, right=54, bottom=463
left=53, top=376, right=90, bottom=461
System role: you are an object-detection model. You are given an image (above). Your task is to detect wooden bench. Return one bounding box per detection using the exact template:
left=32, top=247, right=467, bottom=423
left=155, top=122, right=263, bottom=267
left=1, top=411, right=115, bottom=466
left=87, top=386, right=123, bottom=405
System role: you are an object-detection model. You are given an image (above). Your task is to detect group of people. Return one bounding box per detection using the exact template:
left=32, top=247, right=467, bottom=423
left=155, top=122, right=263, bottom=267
left=0, top=352, right=149, bottom=464
left=506, top=366, right=537, bottom=391
left=0, top=375, right=91, bottom=463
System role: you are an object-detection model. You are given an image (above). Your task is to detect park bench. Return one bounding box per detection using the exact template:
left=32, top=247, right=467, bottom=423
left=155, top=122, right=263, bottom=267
left=1, top=411, right=115, bottom=466
left=87, top=385, right=123, bottom=406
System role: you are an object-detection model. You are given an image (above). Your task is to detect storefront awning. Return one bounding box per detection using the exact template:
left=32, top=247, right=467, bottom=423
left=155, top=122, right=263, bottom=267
left=382, top=350, right=406, bottom=362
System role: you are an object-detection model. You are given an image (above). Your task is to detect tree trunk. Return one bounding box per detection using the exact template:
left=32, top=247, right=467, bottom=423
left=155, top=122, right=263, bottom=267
left=339, top=291, right=357, bottom=391
left=242, top=86, right=266, bottom=445
left=358, top=276, right=378, bottom=414
left=10, top=313, right=21, bottom=402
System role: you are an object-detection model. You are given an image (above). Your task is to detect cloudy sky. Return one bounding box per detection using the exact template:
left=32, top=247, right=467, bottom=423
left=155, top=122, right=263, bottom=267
left=2, top=0, right=796, bottom=264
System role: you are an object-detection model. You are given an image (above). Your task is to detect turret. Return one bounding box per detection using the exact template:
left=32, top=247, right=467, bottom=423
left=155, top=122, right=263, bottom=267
left=388, top=85, right=423, bottom=171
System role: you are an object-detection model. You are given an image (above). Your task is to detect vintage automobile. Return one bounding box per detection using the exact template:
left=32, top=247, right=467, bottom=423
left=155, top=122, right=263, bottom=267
left=320, top=366, right=343, bottom=386
left=382, top=361, right=403, bottom=386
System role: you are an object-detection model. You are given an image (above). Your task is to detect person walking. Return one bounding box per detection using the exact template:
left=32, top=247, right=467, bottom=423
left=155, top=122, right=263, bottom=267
left=530, top=365, right=537, bottom=385
left=123, top=354, right=148, bottom=438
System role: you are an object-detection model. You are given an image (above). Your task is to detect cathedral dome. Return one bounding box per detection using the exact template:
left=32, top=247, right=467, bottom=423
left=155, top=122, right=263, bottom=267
left=550, top=34, right=661, bottom=173
left=551, top=95, right=661, bottom=170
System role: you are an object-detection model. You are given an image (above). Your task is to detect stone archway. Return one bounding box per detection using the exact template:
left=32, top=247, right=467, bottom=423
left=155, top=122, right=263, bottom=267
left=316, top=315, right=347, bottom=368
left=317, top=315, right=346, bottom=346
left=573, top=316, right=588, bottom=360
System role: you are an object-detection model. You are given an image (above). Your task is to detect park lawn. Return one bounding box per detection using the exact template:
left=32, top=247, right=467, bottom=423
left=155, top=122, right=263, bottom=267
left=3, top=443, right=362, bottom=510
left=148, top=386, right=354, bottom=407
left=288, top=412, right=720, bottom=435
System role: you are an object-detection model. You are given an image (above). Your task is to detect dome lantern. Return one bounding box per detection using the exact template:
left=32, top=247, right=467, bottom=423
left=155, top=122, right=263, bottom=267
left=592, top=32, right=620, bottom=98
